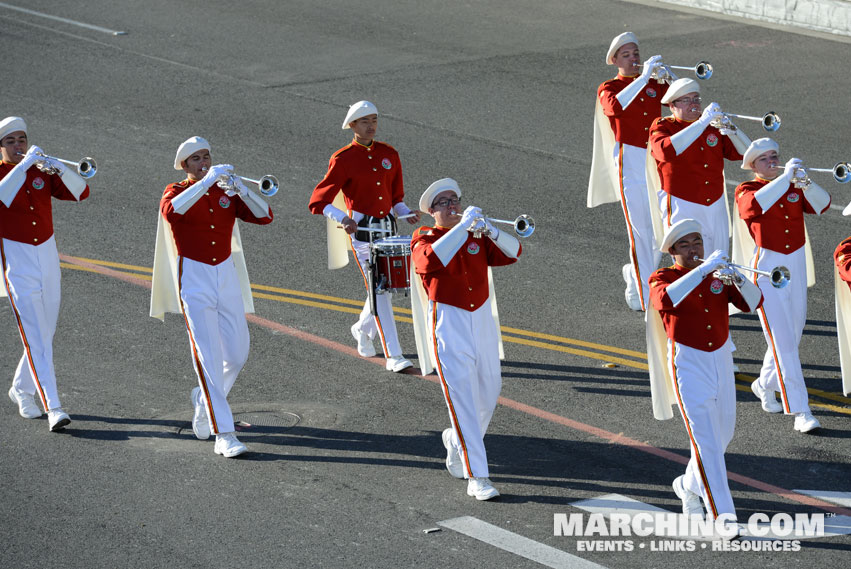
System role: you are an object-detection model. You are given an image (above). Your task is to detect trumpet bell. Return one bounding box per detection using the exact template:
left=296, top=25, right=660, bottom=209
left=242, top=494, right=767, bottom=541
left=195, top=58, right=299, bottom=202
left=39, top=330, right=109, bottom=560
left=514, top=214, right=535, bottom=238
left=770, top=266, right=791, bottom=289
left=833, top=162, right=851, bottom=184
left=762, top=112, right=781, bottom=132
left=694, top=61, right=713, bottom=80
left=258, top=175, right=279, bottom=197
left=77, top=157, right=97, bottom=179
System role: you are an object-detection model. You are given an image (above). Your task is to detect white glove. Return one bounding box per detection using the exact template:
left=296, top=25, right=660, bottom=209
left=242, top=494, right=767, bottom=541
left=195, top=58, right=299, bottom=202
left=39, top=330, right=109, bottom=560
left=699, top=102, right=723, bottom=125
left=698, top=249, right=727, bottom=278
left=783, top=158, right=804, bottom=179
left=640, top=55, right=663, bottom=78
left=226, top=177, right=249, bottom=197
left=20, top=145, right=43, bottom=169
left=718, top=125, right=737, bottom=136
left=460, top=205, right=484, bottom=230
left=484, top=218, right=498, bottom=237
left=201, top=163, right=233, bottom=188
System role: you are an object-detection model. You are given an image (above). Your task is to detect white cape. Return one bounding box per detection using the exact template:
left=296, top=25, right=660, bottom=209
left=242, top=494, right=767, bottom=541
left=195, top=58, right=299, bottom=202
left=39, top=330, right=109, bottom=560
left=834, top=264, right=851, bottom=395
left=149, top=213, right=254, bottom=321
left=411, top=262, right=503, bottom=376
left=645, top=305, right=677, bottom=420
left=587, top=99, right=620, bottom=208
left=326, top=191, right=350, bottom=270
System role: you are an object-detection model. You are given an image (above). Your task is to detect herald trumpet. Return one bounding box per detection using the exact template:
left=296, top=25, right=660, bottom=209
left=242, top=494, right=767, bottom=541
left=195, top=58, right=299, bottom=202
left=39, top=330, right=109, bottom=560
left=486, top=214, right=536, bottom=238
left=714, top=111, right=781, bottom=132
left=20, top=151, right=97, bottom=179
left=695, top=257, right=790, bottom=289
left=802, top=162, right=851, bottom=184
left=218, top=173, right=279, bottom=197
left=633, top=60, right=713, bottom=83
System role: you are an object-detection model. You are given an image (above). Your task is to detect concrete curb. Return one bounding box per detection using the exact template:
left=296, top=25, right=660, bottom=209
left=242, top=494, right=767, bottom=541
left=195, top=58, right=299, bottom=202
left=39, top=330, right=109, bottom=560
left=657, top=0, right=851, bottom=37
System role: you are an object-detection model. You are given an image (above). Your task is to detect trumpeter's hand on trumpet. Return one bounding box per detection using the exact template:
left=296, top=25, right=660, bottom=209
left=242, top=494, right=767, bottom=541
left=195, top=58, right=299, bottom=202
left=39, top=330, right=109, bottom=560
left=17, top=146, right=97, bottom=179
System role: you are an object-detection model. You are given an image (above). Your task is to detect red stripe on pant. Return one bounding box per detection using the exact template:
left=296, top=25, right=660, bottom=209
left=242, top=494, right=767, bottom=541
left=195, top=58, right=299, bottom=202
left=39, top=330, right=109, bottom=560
left=349, top=233, right=390, bottom=356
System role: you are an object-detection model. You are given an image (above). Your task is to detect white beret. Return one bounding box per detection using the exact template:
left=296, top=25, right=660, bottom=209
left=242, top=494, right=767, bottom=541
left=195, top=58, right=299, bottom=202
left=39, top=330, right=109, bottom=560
left=661, top=218, right=703, bottom=252
left=606, top=32, right=638, bottom=65
left=741, top=137, right=779, bottom=170
left=0, top=116, right=27, bottom=140
left=660, top=78, right=700, bottom=105
left=174, top=136, right=211, bottom=170
left=342, top=100, right=378, bottom=129
left=420, top=178, right=462, bottom=213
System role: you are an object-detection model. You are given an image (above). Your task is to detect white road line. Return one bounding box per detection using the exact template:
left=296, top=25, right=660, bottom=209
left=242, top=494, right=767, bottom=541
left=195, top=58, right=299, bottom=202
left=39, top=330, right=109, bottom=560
left=0, top=2, right=127, bottom=35
left=794, top=489, right=851, bottom=508
left=438, top=516, right=607, bottom=569
left=571, top=493, right=669, bottom=516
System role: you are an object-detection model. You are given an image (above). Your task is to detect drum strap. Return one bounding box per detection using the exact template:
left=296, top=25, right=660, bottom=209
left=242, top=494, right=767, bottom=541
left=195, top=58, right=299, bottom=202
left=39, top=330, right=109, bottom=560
left=355, top=214, right=397, bottom=243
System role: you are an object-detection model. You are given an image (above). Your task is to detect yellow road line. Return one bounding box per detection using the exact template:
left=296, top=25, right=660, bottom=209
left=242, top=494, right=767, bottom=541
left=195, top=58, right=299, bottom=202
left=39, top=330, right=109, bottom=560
left=60, top=258, right=851, bottom=409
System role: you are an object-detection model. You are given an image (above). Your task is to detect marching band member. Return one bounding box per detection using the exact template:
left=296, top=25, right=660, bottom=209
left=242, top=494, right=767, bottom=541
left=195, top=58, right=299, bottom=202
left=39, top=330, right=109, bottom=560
left=150, top=136, right=273, bottom=458
left=834, top=235, right=851, bottom=397
left=0, top=116, right=89, bottom=431
left=588, top=32, right=668, bottom=311
left=646, top=219, right=762, bottom=525
left=308, top=101, right=419, bottom=372
left=649, top=78, right=751, bottom=255
left=409, top=178, right=521, bottom=501
left=736, top=138, right=829, bottom=433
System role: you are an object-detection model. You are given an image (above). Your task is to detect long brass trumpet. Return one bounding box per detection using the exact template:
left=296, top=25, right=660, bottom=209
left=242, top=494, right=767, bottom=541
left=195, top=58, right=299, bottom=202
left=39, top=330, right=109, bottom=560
left=218, top=173, right=279, bottom=197
left=713, top=111, right=781, bottom=132
left=20, top=151, right=97, bottom=179
left=802, top=162, right=851, bottom=184
left=695, top=257, right=790, bottom=289
left=633, top=60, right=713, bottom=83
left=486, top=214, right=536, bottom=238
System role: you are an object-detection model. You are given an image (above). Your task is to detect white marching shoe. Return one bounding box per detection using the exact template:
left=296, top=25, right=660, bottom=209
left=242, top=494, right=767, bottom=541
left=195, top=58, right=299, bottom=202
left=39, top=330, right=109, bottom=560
left=794, top=412, right=820, bottom=433
left=750, top=380, right=782, bottom=413
left=673, top=475, right=703, bottom=516
left=622, top=264, right=643, bottom=311
left=214, top=432, right=248, bottom=458
left=467, top=477, right=500, bottom=501
left=190, top=387, right=210, bottom=440
left=351, top=324, right=376, bottom=357
left=385, top=356, right=413, bottom=372
left=8, top=386, right=42, bottom=419
left=442, top=428, right=464, bottom=479
left=47, top=408, right=71, bottom=432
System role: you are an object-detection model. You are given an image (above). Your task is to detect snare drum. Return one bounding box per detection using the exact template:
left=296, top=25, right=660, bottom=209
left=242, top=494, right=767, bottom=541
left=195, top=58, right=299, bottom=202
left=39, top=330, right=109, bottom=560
left=371, top=235, right=412, bottom=293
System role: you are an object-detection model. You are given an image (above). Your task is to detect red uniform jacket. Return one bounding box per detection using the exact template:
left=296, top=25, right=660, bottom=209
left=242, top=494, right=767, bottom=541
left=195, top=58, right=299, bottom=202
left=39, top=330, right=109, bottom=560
left=650, top=264, right=760, bottom=352
left=308, top=140, right=404, bottom=218
left=736, top=178, right=827, bottom=254
left=0, top=162, right=90, bottom=244
left=649, top=117, right=743, bottom=205
left=835, top=237, right=851, bottom=291
left=411, top=226, right=520, bottom=312
left=598, top=75, right=669, bottom=148
left=161, top=180, right=273, bottom=266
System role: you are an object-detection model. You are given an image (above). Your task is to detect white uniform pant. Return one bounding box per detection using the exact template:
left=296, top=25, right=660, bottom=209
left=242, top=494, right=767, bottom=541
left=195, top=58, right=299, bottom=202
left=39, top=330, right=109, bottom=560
left=351, top=236, right=402, bottom=358
left=660, top=193, right=729, bottom=256
left=178, top=256, right=249, bottom=435
left=430, top=300, right=501, bottom=478
left=614, top=142, right=661, bottom=310
left=669, top=338, right=737, bottom=520
left=750, top=247, right=810, bottom=413
left=1, top=236, right=62, bottom=411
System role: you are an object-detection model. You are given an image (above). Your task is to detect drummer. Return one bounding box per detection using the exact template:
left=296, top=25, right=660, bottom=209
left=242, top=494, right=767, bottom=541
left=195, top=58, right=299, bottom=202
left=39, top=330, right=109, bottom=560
left=308, top=101, right=420, bottom=372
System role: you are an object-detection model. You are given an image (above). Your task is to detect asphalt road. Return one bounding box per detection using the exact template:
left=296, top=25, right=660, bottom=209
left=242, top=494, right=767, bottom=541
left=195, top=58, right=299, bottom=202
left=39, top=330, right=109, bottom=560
left=0, top=1, right=849, bottom=568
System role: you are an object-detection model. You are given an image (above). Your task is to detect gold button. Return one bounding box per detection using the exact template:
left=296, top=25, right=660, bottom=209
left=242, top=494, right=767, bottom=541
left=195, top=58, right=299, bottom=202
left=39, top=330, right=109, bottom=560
left=785, top=215, right=789, bottom=219
left=704, top=164, right=708, bottom=168
left=32, top=221, right=36, bottom=225
left=468, top=287, right=473, bottom=291
left=700, top=147, right=704, bottom=151
left=211, top=241, right=216, bottom=245
left=707, top=325, right=712, bottom=330
left=644, top=128, right=648, bottom=132
left=210, top=225, right=215, bottom=229
left=378, top=196, right=383, bottom=200
left=209, top=208, right=214, bottom=212
left=29, top=206, right=34, bottom=210
left=704, top=308, right=709, bottom=313
left=699, top=293, right=703, bottom=298
left=33, top=238, right=38, bottom=242
left=212, top=258, right=217, bottom=262
left=643, top=112, right=647, bottom=116
left=470, top=303, right=474, bottom=308
left=779, top=204, right=784, bottom=208
left=26, top=190, right=30, bottom=194
left=706, top=199, right=711, bottom=203
left=379, top=211, right=384, bottom=215
left=373, top=168, right=377, bottom=172
left=785, top=245, right=790, bottom=249
left=785, top=229, right=789, bottom=234
left=640, top=98, right=645, bottom=102
left=205, top=192, right=209, bottom=196
left=708, top=342, right=713, bottom=347
left=376, top=182, right=381, bottom=186
left=368, top=155, right=372, bottom=159
left=705, top=181, right=710, bottom=185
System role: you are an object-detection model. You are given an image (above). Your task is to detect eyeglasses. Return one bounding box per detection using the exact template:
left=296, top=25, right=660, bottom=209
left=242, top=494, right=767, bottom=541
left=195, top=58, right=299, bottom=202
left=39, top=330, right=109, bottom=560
left=432, top=197, right=461, bottom=208
left=673, top=96, right=702, bottom=106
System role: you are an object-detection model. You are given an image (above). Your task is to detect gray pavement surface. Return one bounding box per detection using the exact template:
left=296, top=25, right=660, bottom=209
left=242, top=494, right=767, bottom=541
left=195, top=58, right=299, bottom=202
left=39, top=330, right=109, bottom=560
left=0, top=1, right=849, bottom=568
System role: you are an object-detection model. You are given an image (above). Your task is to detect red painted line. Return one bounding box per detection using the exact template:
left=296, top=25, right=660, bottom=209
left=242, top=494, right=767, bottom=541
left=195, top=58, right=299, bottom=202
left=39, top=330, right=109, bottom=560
left=60, top=254, right=851, bottom=517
